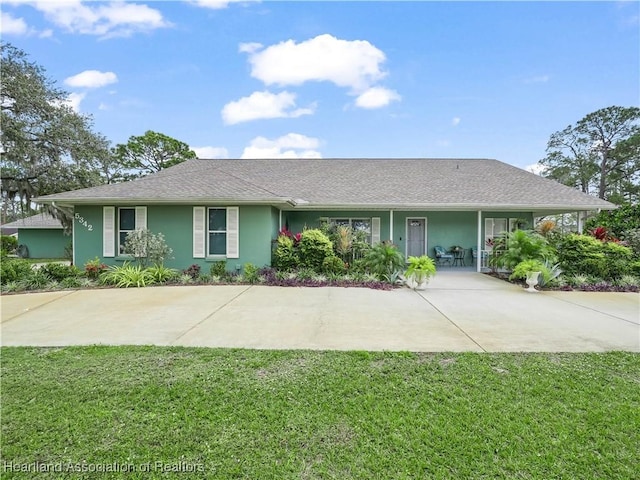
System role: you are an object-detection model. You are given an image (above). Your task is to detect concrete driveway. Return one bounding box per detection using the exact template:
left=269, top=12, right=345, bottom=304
left=1, top=272, right=638, bottom=352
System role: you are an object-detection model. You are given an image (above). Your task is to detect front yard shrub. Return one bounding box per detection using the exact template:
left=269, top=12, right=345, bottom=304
left=243, top=263, right=260, bottom=284
left=183, top=264, right=201, bottom=280
left=210, top=260, right=227, bottom=277
left=123, top=228, right=173, bottom=267
left=101, top=264, right=155, bottom=288
left=146, top=264, right=179, bottom=284
left=22, top=270, right=51, bottom=290
left=295, top=267, right=317, bottom=280
left=1, top=235, right=18, bottom=254
left=0, top=258, right=33, bottom=285
left=84, top=257, right=108, bottom=280
left=363, top=241, right=405, bottom=282
left=621, top=228, right=640, bottom=258
left=509, top=259, right=552, bottom=285
left=556, top=234, right=633, bottom=280
left=297, top=229, right=334, bottom=271
left=38, top=263, right=80, bottom=281
left=60, top=276, right=83, bottom=289
left=272, top=234, right=299, bottom=271
left=630, top=260, right=640, bottom=276
left=585, top=203, right=640, bottom=238
left=322, top=256, right=346, bottom=274
left=405, top=255, right=437, bottom=286
left=491, top=229, right=555, bottom=270
left=615, top=275, right=640, bottom=288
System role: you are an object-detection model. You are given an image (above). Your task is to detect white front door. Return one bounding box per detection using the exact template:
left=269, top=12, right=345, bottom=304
left=406, top=218, right=426, bottom=257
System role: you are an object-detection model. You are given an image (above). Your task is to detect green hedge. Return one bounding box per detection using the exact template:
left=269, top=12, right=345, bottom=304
left=556, top=234, right=633, bottom=280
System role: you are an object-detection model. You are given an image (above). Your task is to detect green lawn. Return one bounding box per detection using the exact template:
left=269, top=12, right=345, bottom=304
left=1, top=348, right=638, bottom=479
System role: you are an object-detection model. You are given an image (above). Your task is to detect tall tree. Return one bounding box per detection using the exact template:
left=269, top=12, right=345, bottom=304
left=0, top=42, right=111, bottom=222
left=113, top=130, right=196, bottom=179
left=540, top=106, right=640, bottom=202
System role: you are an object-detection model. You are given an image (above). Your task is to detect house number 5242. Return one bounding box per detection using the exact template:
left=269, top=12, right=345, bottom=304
left=74, top=213, right=93, bottom=231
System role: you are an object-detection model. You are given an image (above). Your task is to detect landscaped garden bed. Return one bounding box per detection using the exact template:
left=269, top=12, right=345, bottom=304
left=2, top=207, right=639, bottom=294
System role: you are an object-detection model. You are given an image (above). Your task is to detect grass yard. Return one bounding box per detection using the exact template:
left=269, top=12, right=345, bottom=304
left=1, top=348, right=639, bottom=479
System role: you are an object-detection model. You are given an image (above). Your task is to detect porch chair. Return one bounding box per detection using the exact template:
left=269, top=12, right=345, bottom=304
left=433, top=246, right=453, bottom=266
left=471, top=247, right=489, bottom=267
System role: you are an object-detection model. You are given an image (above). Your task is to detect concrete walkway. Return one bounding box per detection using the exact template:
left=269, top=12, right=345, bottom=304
left=1, top=272, right=638, bottom=352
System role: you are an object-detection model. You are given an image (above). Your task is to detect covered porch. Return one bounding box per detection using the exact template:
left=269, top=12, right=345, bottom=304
left=281, top=208, right=590, bottom=272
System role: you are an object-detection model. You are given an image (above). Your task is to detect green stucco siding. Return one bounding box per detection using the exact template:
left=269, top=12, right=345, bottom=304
left=17, top=229, right=69, bottom=258
left=232, top=205, right=276, bottom=270
left=73, top=205, right=275, bottom=271
left=72, top=205, right=533, bottom=269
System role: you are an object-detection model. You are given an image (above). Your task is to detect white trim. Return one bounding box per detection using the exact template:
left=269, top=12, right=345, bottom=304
left=371, top=217, right=381, bottom=244
left=577, top=211, right=584, bottom=233
left=193, top=207, right=205, bottom=258
left=226, top=206, right=239, bottom=259
left=135, top=206, right=147, bottom=230
left=102, top=206, right=115, bottom=257
left=389, top=210, right=394, bottom=243
left=405, top=217, right=427, bottom=258
left=477, top=210, right=482, bottom=272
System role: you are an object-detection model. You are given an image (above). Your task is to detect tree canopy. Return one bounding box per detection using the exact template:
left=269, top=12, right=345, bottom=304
left=113, top=130, right=196, bottom=180
left=539, top=106, right=640, bottom=203
left=0, top=42, right=110, bottom=222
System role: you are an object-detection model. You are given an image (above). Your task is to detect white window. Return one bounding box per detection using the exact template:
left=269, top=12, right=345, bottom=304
left=484, top=218, right=508, bottom=250
left=329, top=217, right=380, bottom=245
left=193, top=207, right=239, bottom=259
left=208, top=208, right=227, bottom=256
left=117, top=206, right=147, bottom=255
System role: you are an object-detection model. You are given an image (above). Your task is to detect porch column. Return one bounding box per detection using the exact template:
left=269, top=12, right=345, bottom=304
left=477, top=210, right=482, bottom=273
left=279, top=209, right=282, bottom=231
left=577, top=211, right=584, bottom=233
left=389, top=210, right=394, bottom=243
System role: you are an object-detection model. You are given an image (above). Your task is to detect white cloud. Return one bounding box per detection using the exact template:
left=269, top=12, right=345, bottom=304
left=54, top=92, right=86, bottom=113
left=526, top=163, right=547, bottom=175
left=14, top=0, right=171, bottom=38
left=64, top=70, right=118, bottom=89
left=524, top=75, right=550, bottom=84
left=221, top=90, right=315, bottom=125
left=1, top=11, right=29, bottom=35
left=98, top=102, right=110, bottom=111
left=452, top=117, right=461, bottom=126
left=0, top=8, right=51, bottom=37
left=238, top=42, right=263, bottom=54
left=355, top=87, right=401, bottom=109
left=190, top=0, right=259, bottom=9
left=241, top=133, right=322, bottom=159
left=244, top=34, right=388, bottom=93
left=192, top=146, right=229, bottom=159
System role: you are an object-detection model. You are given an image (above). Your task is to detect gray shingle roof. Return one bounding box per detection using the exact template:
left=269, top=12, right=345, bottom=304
left=1, top=213, right=63, bottom=229
left=36, top=158, right=616, bottom=213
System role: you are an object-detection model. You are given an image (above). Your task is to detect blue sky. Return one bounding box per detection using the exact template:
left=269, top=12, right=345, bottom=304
left=2, top=1, right=638, bottom=170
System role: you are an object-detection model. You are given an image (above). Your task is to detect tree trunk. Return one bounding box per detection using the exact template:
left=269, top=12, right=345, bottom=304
left=599, top=151, right=608, bottom=199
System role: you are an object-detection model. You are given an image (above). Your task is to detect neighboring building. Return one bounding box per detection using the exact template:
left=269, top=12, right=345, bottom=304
left=35, top=158, right=615, bottom=271
left=0, top=213, right=68, bottom=258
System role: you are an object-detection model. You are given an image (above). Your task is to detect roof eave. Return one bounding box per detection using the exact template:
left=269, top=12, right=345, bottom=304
left=284, top=203, right=617, bottom=212
left=35, top=197, right=293, bottom=207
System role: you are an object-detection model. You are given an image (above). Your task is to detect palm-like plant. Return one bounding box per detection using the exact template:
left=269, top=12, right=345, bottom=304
left=363, top=241, right=405, bottom=282
left=404, top=255, right=436, bottom=288
left=334, top=225, right=354, bottom=261
left=492, top=230, right=555, bottom=270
